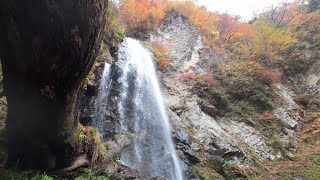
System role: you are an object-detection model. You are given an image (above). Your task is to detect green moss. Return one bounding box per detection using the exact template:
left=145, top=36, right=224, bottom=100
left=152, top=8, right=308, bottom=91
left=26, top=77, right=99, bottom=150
left=77, top=125, right=106, bottom=158
left=300, top=165, right=320, bottom=180
left=90, top=128, right=107, bottom=157
left=312, top=155, right=320, bottom=166
left=191, top=164, right=223, bottom=180
left=0, top=169, right=54, bottom=180
left=275, top=170, right=291, bottom=180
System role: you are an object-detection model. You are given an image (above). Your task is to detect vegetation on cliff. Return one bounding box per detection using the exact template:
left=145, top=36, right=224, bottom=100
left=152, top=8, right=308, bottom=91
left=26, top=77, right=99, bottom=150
left=109, top=0, right=320, bottom=117
left=105, top=0, right=320, bottom=179
left=0, top=0, right=319, bottom=179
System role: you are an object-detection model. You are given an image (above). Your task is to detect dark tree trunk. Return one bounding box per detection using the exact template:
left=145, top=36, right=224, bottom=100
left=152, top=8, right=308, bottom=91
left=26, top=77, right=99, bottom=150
left=0, top=0, right=108, bottom=169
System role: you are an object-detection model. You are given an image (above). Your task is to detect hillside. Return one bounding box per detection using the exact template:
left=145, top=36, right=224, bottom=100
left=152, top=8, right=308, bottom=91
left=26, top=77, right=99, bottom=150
left=102, top=0, right=320, bottom=179
left=0, top=0, right=319, bottom=179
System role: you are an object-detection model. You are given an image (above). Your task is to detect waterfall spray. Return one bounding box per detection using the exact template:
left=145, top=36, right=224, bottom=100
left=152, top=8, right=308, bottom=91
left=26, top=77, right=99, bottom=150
left=94, top=38, right=183, bottom=180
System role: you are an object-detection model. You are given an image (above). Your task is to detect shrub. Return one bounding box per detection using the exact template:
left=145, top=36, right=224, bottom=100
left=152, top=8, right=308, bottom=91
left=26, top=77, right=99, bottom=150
left=227, top=81, right=273, bottom=111
left=178, top=72, right=196, bottom=80
left=257, top=68, right=281, bottom=85
left=222, top=60, right=263, bottom=82
left=151, top=42, right=170, bottom=68
left=199, top=75, right=218, bottom=86
left=206, top=88, right=229, bottom=111
left=104, top=3, right=125, bottom=46
left=261, top=111, right=272, bottom=120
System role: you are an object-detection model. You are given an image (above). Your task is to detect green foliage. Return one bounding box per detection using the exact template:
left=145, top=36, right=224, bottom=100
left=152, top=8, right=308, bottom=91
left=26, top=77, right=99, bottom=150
left=227, top=81, right=273, bottom=111
left=0, top=168, right=109, bottom=180
left=104, top=2, right=124, bottom=46
left=208, top=88, right=229, bottom=110
left=106, top=7, right=124, bottom=41
left=31, top=173, right=53, bottom=180
left=106, top=8, right=118, bottom=21
left=114, top=26, right=125, bottom=41
left=242, top=22, right=297, bottom=66
left=0, top=168, right=28, bottom=180
left=231, top=101, right=256, bottom=117
left=249, top=89, right=273, bottom=111
left=0, top=169, right=54, bottom=180
left=75, top=168, right=109, bottom=180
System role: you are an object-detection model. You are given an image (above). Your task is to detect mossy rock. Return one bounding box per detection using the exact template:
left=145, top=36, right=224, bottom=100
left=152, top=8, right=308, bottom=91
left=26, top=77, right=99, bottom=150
left=77, top=125, right=107, bottom=160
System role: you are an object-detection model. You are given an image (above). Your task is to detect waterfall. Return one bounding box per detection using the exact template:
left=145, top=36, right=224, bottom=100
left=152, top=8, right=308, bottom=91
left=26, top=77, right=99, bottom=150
left=94, top=38, right=184, bottom=180
left=94, top=63, right=112, bottom=138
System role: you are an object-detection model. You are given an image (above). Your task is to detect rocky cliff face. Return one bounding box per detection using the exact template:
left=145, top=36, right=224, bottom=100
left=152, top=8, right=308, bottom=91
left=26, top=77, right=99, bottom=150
left=148, top=11, right=305, bottom=179
left=79, top=10, right=314, bottom=179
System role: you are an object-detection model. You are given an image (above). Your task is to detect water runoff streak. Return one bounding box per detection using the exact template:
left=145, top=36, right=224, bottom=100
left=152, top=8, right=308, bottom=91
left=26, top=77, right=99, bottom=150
left=94, top=38, right=183, bottom=180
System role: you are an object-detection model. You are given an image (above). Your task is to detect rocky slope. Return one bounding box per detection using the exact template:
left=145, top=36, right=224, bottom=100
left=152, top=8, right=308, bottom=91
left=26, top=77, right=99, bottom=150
left=147, top=11, right=306, bottom=179
left=77, top=10, right=319, bottom=180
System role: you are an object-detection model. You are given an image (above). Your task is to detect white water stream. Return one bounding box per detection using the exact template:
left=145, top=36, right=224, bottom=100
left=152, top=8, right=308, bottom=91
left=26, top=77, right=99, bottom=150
left=94, top=38, right=183, bottom=180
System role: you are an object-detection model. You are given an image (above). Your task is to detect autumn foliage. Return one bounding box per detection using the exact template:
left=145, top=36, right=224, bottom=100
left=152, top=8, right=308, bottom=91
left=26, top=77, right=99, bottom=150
left=110, top=0, right=319, bottom=87
left=179, top=72, right=217, bottom=87
left=198, top=75, right=218, bottom=86
left=117, top=0, right=169, bottom=33
left=179, top=72, right=196, bottom=80
left=261, top=111, right=273, bottom=120
left=257, top=68, right=282, bottom=85
left=151, top=42, right=170, bottom=69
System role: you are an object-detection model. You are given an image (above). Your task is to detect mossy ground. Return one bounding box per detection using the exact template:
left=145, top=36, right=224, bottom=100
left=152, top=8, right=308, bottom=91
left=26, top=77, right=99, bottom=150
left=192, top=162, right=224, bottom=180
left=0, top=168, right=109, bottom=180
left=259, top=111, right=320, bottom=180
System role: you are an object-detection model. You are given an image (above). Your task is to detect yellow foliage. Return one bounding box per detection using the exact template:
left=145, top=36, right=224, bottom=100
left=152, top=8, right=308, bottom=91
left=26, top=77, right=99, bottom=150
left=240, top=21, right=297, bottom=63
left=221, top=60, right=263, bottom=81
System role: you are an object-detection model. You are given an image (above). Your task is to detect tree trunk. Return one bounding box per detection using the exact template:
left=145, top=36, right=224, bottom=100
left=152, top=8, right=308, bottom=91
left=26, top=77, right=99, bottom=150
left=0, top=0, right=108, bottom=169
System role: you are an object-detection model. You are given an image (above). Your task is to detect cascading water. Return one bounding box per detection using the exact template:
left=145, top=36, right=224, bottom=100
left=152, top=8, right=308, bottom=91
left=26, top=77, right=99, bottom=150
left=94, top=38, right=184, bottom=180
left=94, top=63, right=112, bottom=138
